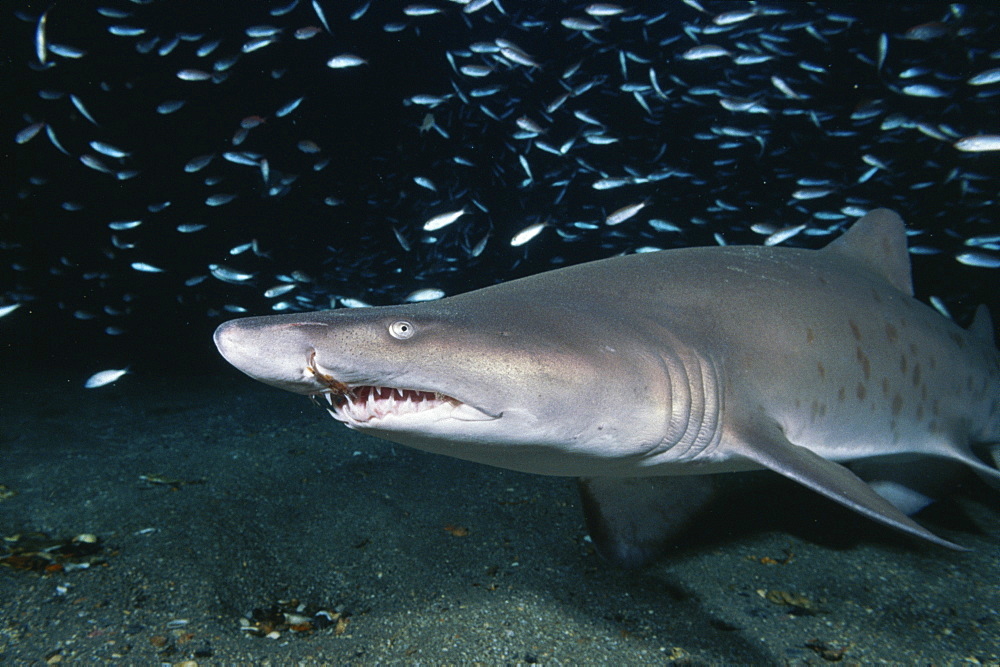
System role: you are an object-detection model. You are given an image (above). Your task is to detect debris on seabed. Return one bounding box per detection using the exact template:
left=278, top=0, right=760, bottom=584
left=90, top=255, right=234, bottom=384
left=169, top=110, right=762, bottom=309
left=1, top=532, right=106, bottom=573
left=239, top=599, right=350, bottom=639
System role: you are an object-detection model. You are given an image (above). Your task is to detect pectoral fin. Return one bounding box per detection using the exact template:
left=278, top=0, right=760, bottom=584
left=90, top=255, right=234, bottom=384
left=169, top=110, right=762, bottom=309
left=732, top=419, right=966, bottom=550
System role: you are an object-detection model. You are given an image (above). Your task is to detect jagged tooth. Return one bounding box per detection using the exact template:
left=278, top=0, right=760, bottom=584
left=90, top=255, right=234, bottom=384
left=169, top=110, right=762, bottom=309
left=366, top=389, right=377, bottom=416
left=394, top=387, right=404, bottom=400
left=374, top=390, right=389, bottom=417
left=324, top=392, right=334, bottom=405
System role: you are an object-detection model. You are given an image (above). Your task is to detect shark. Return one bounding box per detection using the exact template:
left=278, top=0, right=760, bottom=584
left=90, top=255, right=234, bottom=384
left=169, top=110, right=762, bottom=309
left=214, top=209, right=1000, bottom=567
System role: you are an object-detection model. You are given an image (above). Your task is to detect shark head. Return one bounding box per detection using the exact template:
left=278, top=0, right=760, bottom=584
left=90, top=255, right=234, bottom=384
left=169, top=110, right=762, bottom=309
left=214, top=291, right=673, bottom=475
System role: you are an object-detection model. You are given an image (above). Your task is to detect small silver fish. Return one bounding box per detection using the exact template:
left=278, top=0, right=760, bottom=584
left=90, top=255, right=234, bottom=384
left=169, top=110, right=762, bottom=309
left=463, top=0, right=492, bottom=13
left=70, top=94, right=99, bottom=125
left=460, top=64, right=493, bottom=77
left=197, top=38, right=222, bottom=57
left=498, top=45, right=539, bottom=68
left=184, top=154, right=215, bottom=172
left=585, top=4, right=625, bottom=17
left=681, top=44, right=730, bottom=61
left=792, top=187, right=833, bottom=200
left=561, top=17, right=604, bottom=31
left=131, top=262, right=165, bottom=273
left=35, top=9, right=50, bottom=65
left=592, top=177, right=633, bottom=190
left=90, top=141, right=130, bottom=159
left=956, top=251, right=1000, bottom=269
left=312, top=0, right=331, bottom=32
left=423, top=207, right=467, bottom=231
left=206, top=193, right=237, bottom=206
left=48, top=43, right=87, bottom=59
left=968, top=68, right=1000, bottom=86
left=954, top=135, right=1000, bottom=152
left=156, top=100, right=186, bottom=114
left=515, top=116, right=544, bottom=134
left=510, top=221, right=547, bottom=247
left=15, top=122, right=45, bottom=144
left=109, top=220, right=142, bottom=230
left=404, top=4, right=442, bottom=17
left=764, top=224, right=806, bottom=246
left=770, top=75, right=802, bottom=99
left=276, top=96, right=305, bottom=117
left=326, top=54, right=367, bottom=69
left=713, top=8, right=757, bottom=25
left=107, top=25, right=146, bottom=36
left=264, top=284, right=298, bottom=298
left=405, top=288, right=446, bottom=302
left=210, top=265, right=256, bottom=283
left=351, top=1, right=371, bottom=20
left=901, top=84, right=948, bottom=98
left=605, top=200, right=647, bottom=226
left=84, top=368, right=129, bottom=388
left=177, top=69, right=213, bottom=81
left=413, top=176, right=437, bottom=191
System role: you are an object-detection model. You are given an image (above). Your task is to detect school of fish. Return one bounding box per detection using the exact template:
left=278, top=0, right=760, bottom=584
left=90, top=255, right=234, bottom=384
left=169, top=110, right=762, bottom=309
left=6, top=1, right=999, bottom=384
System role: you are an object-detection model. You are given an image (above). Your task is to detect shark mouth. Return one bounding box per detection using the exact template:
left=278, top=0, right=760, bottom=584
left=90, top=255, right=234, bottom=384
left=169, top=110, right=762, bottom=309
left=313, top=385, right=496, bottom=426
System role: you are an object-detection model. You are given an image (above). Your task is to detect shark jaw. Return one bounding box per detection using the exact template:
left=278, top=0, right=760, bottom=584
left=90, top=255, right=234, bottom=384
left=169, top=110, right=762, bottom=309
left=305, top=352, right=499, bottom=432
left=313, top=385, right=498, bottom=428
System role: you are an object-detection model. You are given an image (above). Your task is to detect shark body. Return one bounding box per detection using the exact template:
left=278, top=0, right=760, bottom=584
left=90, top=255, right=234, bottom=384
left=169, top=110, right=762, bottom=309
left=215, top=209, right=1000, bottom=566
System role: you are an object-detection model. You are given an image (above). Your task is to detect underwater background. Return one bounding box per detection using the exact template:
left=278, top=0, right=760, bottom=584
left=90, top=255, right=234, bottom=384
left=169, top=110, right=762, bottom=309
left=2, top=1, right=1000, bottom=663
left=5, top=0, right=999, bottom=377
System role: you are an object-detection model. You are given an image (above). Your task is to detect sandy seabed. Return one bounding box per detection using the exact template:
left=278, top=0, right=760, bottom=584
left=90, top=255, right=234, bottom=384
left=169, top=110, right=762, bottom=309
left=2, top=367, right=998, bottom=664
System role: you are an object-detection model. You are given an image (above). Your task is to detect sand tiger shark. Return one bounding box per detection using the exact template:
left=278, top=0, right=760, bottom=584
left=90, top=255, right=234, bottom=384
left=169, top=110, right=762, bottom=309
left=214, top=209, right=1000, bottom=567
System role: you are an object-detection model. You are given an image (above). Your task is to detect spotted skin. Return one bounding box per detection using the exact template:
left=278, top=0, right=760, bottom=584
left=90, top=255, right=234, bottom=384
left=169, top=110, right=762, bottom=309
left=216, top=209, right=1000, bottom=567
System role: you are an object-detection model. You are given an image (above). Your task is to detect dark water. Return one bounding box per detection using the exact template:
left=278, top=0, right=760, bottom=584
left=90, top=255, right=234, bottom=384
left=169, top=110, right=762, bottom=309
left=4, top=1, right=999, bottom=376
left=3, top=3, right=1000, bottom=662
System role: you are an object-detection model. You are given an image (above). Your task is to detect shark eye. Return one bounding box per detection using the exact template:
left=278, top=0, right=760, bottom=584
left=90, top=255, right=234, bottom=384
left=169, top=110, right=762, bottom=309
left=388, top=320, right=415, bottom=339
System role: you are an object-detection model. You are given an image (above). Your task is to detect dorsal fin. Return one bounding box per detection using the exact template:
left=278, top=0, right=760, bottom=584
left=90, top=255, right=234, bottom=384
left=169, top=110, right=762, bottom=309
left=823, top=208, right=913, bottom=296
left=969, top=304, right=996, bottom=347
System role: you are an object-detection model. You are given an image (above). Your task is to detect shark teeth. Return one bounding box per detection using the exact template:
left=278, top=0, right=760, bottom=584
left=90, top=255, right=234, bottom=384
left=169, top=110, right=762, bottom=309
left=317, top=385, right=491, bottom=424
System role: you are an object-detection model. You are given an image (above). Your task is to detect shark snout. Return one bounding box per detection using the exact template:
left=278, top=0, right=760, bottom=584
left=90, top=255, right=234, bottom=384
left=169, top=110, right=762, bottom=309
left=213, top=320, right=257, bottom=369
left=214, top=318, right=327, bottom=394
